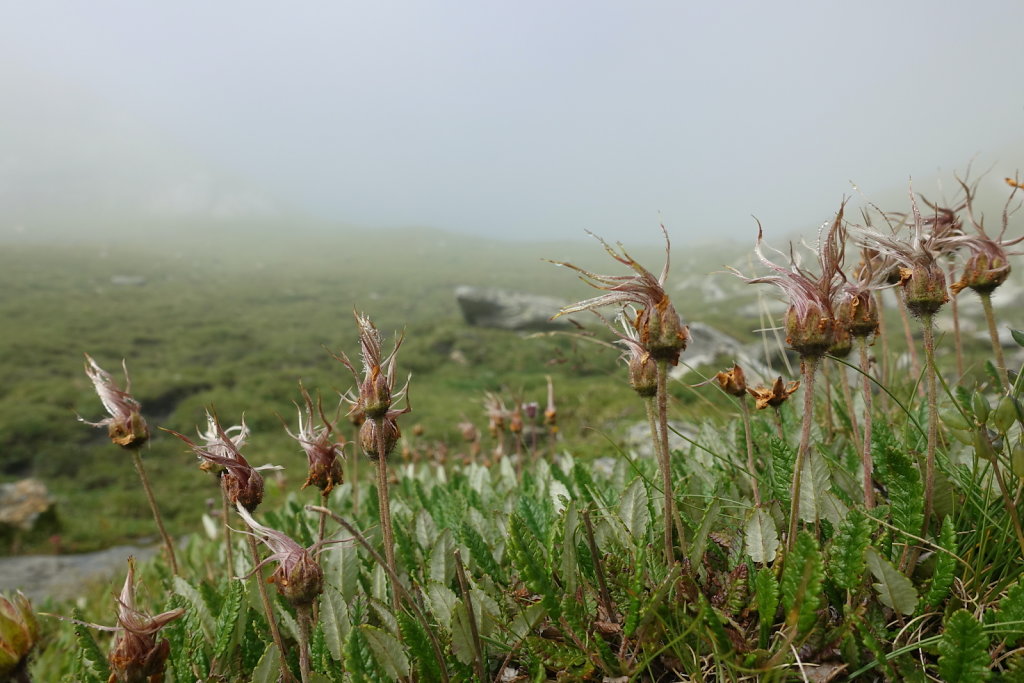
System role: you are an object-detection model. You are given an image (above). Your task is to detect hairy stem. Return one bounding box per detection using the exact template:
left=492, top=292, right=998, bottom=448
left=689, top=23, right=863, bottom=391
left=898, top=297, right=922, bottom=381
left=246, top=534, right=292, bottom=682
left=656, top=360, right=674, bottom=563
left=921, top=314, right=938, bottom=541
left=373, top=429, right=399, bottom=612
left=739, top=397, right=760, bottom=507
left=221, top=478, right=234, bottom=574
left=858, top=337, right=875, bottom=509
left=129, top=449, right=178, bottom=576
left=837, top=357, right=862, bottom=457
left=296, top=604, right=313, bottom=683
left=787, top=356, right=819, bottom=550
left=948, top=262, right=965, bottom=379
left=980, top=291, right=1011, bottom=391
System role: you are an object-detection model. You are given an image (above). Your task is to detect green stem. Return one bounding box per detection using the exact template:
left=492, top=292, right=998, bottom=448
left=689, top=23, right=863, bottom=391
left=980, top=291, right=1011, bottom=391
left=129, top=448, right=178, bottom=576
left=787, top=356, right=819, bottom=550
left=858, top=337, right=875, bottom=509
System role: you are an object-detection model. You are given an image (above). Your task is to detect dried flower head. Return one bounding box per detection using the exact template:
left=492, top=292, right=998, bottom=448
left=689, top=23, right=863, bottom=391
left=107, top=557, right=185, bottom=683
left=713, top=364, right=748, bottom=398
left=549, top=226, right=689, bottom=365
left=235, top=504, right=340, bottom=607
left=81, top=354, right=150, bottom=449
left=949, top=175, right=1023, bottom=295
left=286, top=384, right=345, bottom=495
left=457, top=418, right=479, bottom=443
left=0, top=591, right=39, bottom=679
left=732, top=205, right=846, bottom=358
left=857, top=186, right=960, bottom=317
left=483, top=393, right=508, bottom=437
left=167, top=412, right=280, bottom=511
left=334, top=313, right=410, bottom=420
left=747, top=376, right=801, bottom=410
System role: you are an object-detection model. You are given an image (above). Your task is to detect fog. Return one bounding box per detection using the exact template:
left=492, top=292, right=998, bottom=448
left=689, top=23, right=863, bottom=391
left=2, top=1, right=1023, bottom=246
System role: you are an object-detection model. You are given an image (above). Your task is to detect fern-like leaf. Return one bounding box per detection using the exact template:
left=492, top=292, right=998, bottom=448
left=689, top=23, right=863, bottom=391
left=874, top=428, right=924, bottom=548
left=71, top=607, right=110, bottom=681
left=992, top=578, right=1024, bottom=645
left=781, top=530, right=823, bottom=636
left=937, top=609, right=990, bottom=682
left=829, top=508, right=874, bottom=591
left=211, top=579, right=245, bottom=665
left=924, top=515, right=958, bottom=608
left=753, top=567, right=779, bottom=649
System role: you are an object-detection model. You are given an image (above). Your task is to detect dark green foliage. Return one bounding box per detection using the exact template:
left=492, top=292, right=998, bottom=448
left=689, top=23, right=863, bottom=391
left=829, top=508, right=874, bottom=591
left=767, top=437, right=795, bottom=508
left=508, top=512, right=560, bottom=618
left=71, top=607, right=110, bottom=682
left=211, top=579, right=245, bottom=665
left=781, top=530, right=823, bottom=636
left=753, top=567, right=779, bottom=649
left=923, top=515, right=958, bottom=608
left=398, top=610, right=443, bottom=683
left=992, top=578, right=1024, bottom=645
left=459, top=520, right=506, bottom=583
left=938, top=610, right=990, bottom=683
left=874, top=424, right=924, bottom=547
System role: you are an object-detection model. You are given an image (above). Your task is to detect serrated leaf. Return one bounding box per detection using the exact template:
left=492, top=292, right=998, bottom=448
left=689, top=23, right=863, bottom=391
left=212, top=579, right=245, bottom=665
left=426, top=582, right=458, bottom=629
left=450, top=600, right=477, bottom=666
left=1012, top=328, right=1024, bottom=348
left=415, top=509, right=438, bottom=551
left=828, top=508, right=873, bottom=591
left=938, top=609, right=990, bottom=682
left=71, top=607, right=111, bottom=681
left=753, top=567, right=779, bottom=649
left=865, top=547, right=918, bottom=615
left=320, top=584, right=350, bottom=662
left=560, top=502, right=579, bottom=595
left=781, top=530, right=823, bottom=635
left=361, top=624, right=410, bottom=679
left=798, top=449, right=832, bottom=523
left=172, top=576, right=216, bottom=641
left=430, top=529, right=456, bottom=586
left=993, top=578, right=1024, bottom=645
left=924, top=515, right=958, bottom=608
left=619, top=477, right=649, bottom=542
left=745, top=506, right=779, bottom=564
left=250, top=642, right=280, bottom=683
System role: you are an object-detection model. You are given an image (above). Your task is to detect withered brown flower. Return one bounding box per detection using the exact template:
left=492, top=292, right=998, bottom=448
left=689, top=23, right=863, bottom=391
left=713, top=364, right=748, bottom=398
left=81, top=354, right=150, bottom=449
left=747, top=376, right=801, bottom=410
left=287, top=384, right=345, bottom=494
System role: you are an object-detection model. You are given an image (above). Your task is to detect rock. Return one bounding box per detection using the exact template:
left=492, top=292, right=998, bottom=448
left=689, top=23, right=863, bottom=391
left=0, top=480, right=54, bottom=532
left=455, top=286, right=576, bottom=331
left=0, top=544, right=158, bottom=603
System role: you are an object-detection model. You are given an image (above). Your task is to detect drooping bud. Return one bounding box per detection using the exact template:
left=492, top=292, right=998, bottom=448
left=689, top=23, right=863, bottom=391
left=641, top=299, right=690, bottom=365
left=271, top=549, right=324, bottom=608
left=627, top=349, right=658, bottom=397
left=224, top=470, right=265, bottom=513
left=81, top=355, right=150, bottom=450
left=951, top=251, right=1011, bottom=295
left=359, top=418, right=401, bottom=461
left=784, top=305, right=836, bottom=358
left=899, top=264, right=948, bottom=317
left=713, top=364, right=748, bottom=398
left=0, top=592, right=39, bottom=680
left=836, top=289, right=879, bottom=339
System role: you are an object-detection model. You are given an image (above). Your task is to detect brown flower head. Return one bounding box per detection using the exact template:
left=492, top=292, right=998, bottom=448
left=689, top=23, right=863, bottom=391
left=747, top=376, right=801, bottom=410
left=549, top=226, right=689, bottom=365
left=0, top=591, right=39, bottom=679
left=732, top=204, right=847, bottom=357
left=234, top=504, right=340, bottom=607
left=287, top=384, right=345, bottom=495
left=81, top=354, right=150, bottom=449
left=713, top=364, right=748, bottom=398
left=483, top=392, right=508, bottom=437
left=949, top=175, right=1023, bottom=295
left=167, top=412, right=280, bottom=511
left=107, top=557, right=185, bottom=683
left=358, top=417, right=402, bottom=461
left=857, top=185, right=960, bottom=316
left=334, top=313, right=410, bottom=420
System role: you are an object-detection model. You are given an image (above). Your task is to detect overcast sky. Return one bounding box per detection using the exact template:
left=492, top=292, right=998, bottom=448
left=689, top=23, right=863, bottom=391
left=2, top=1, right=1023, bottom=243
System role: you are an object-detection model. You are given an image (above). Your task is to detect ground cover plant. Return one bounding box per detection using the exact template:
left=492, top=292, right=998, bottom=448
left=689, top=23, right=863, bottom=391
left=5, top=176, right=1024, bottom=680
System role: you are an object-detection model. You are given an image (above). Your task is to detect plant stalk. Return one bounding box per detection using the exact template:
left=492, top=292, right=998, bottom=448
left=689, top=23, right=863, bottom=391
left=837, top=358, right=862, bottom=457
left=296, top=604, right=313, bottom=683
left=374, top=423, right=399, bottom=612
left=948, top=262, right=965, bottom=379
left=920, top=314, right=938, bottom=541
left=739, top=397, right=761, bottom=507
left=454, top=549, right=487, bottom=683
left=656, top=360, right=674, bottom=564
left=221, top=477, right=234, bottom=574
left=858, top=337, right=875, bottom=509
left=787, top=356, right=820, bottom=550
left=129, top=448, right=179, bottom=576
left=980, top=291, right=1011, bottom=391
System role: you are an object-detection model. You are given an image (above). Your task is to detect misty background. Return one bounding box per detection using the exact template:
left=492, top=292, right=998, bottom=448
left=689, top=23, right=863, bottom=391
left=2, top=1, right=1023, bottom=246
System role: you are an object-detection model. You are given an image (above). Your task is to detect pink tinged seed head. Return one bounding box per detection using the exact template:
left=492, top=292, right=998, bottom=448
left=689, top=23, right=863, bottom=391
left=235, top=504, right=325, bottom=607
left=81, top=354, right=150, bottom=449
left=287, top=384, right=345, bottom=495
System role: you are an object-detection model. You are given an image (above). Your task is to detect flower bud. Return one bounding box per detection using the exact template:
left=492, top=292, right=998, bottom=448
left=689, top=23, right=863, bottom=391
left=899, top=264, right=948, bottom=317
left=993, top=396, right=1021, bottom=433
left=1012, top=441, right=1024, bottom=478
left=972, top=392, right=991, bottom=426
left=784, top=306, right=836, bottom=358
left=109, top=411, right=150, bottom=449
left=224, top=470, right=265, bottom=512
left=828, top=322, right=853, bottom=359
left=271, top=550, right=324, bottom=608
left=939, top=406, right=971, bottom=431
left=360, top=369, right=392, bottom=419
left=628, top=351, right=658, bottom=397
left=305, top=457, right=344, bottom=495
left=0, top=592, right=39, bottom=680
left=836, top=291, right=879, bottom=338
left=643, top=300, right=690, bottom=365
left=952, top=251, right=1010, bottom=295
left=360, top=418, right=401, bottom=461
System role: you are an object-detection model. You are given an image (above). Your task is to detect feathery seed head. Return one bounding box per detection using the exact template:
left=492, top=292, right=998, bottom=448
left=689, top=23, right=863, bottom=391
left=287, top=384, right=345, bottom=495
left=235, top=505, right=327, bottom=607
left=81, top=354, right=150, bottom=449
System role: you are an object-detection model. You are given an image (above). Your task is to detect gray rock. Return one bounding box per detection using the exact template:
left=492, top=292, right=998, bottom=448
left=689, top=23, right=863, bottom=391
left=672, top=322, right=781, bottom=383
left=0, top=544, right=158, bottom=602
left=455, top=286, right=576, bottom=330
left=0, top=479, right=54, bottom=532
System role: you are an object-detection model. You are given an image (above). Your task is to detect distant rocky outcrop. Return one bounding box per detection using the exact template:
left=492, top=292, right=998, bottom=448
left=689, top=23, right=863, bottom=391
left=674, top=322, right=782, bottom=382
left=455, top=286, right=575, bottom=331
left=0, top=479, right=55, bottom=533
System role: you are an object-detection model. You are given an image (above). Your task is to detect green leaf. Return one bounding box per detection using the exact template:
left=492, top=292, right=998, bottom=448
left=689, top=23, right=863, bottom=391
left=172, top=575, right=216, bottom=642
left=768, top=437, right=795, bottom=508
left=508, top=512, right=560, bottom=618
left=874, top=428, right=924, bottom=545
left=71, top=607, right=110, bottom=681
left=426, top=582, right=458, bottom=630
left=753, top=567, right=779, bottom=649
left=320, top=584, right=350, bottom=662
left=828, top=508, right=874, bottom=591
left=781, top=530, right=823, bottom=635
left=865, top=547, right=918, bottom=615
left=212, top=579, right=245, bottom=665
left=797, top=449, right=833, bottom=523
left=993, top=578, right=1024, bottom=645
left=938, top=609, right=990, bottom=682
left=361, top=624, right=410, bottom=679
left=923, top=515, right=958, bottom=608
left=1011, top=328, right=1024, bottom=348
left=619, top=477, right=650, bottom=542
left=560, top=502, right=580, bottom=595
left=398, top=610, right=443, bottom=683
left=250, top=642, right=281, bottom=683
left=745, top=506, right=779, bottom=564
left=450, top=600, right=478, bottom=666
left=429, top=529, right=456, bottom=587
